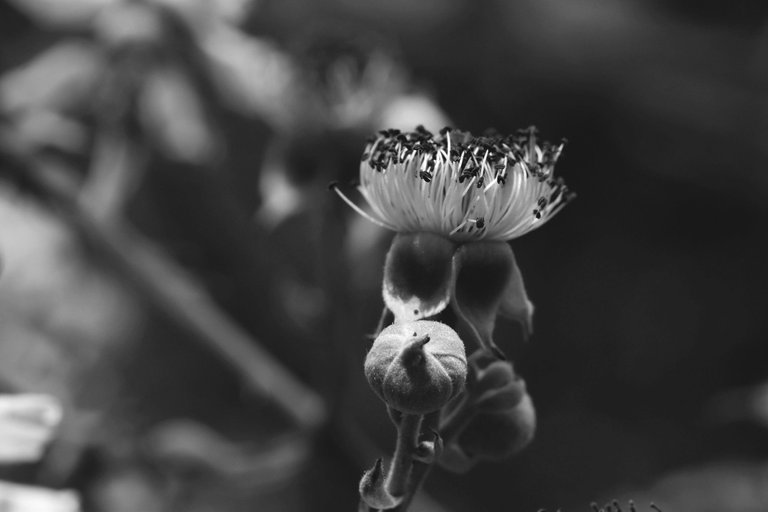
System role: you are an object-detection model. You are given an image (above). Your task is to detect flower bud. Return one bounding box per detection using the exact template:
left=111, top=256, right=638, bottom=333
left=455, top=393, right=536, bottom=460
left=465, top=349, right=526, bottom=411
left=438, top=350, right=536, bottom=472
left=364, top=320, right=467, bottom=414
left=438, top=394, right=536, bottom=473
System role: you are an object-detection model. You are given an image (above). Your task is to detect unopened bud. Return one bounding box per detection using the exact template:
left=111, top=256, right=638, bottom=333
left=365, top=320, right=467, bottom=414
left=455, top=393, right=536, bottom=461
left=465, top=349, right=526, bottom=411
left=438, top=351, right=536, bottom=471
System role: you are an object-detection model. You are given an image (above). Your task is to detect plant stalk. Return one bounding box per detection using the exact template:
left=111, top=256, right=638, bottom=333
left=386, top=413, right=423, bottom=499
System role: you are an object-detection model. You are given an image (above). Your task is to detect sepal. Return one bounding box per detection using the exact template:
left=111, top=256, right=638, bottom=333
left=450, top=242, right=516, bottom=353
left=382, top=233, right=455, bottom=323
left=358, top=458, right=401, bottom=510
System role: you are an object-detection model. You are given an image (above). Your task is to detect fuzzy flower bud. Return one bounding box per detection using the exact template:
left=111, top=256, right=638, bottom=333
left=364, top=320, right=467, bottom=414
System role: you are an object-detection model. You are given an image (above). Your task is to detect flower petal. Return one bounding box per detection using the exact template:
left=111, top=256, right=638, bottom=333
left=383, top=232, right=456, bottom=323
left=450, top=242, right=516, bottom=353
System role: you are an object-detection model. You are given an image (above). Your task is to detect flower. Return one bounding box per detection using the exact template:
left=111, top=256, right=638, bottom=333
left=335, top=126, right=572, bottom=353
left=335, top=125, right=572, bottom=242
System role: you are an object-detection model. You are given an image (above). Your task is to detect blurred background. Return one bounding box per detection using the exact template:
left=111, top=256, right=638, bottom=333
left=1, top=0, right=767, bottom=510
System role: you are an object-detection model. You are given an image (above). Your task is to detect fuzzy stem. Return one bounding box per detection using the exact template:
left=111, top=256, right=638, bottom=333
left=391, top=409, right=441, bottom=511
left=393, top=459, right=433, bottom=512
left=386, top=413, right=423, bottom=499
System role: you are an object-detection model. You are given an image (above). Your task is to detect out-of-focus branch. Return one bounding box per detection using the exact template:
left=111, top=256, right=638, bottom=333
left=0, top=139, right=327, bottom=431
left=78, top=129, right=147, bottom=224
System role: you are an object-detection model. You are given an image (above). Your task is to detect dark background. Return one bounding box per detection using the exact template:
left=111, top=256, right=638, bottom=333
left=1, top=0, right=768, bottom=511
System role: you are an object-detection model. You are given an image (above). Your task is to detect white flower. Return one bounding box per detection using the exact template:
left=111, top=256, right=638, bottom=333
left=335, top=126, right=572, bottom=242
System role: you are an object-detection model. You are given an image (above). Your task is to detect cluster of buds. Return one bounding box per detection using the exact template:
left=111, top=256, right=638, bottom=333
left=438, top=350, right=536, bottom=472
left=340, top=125, right=570, bottom=511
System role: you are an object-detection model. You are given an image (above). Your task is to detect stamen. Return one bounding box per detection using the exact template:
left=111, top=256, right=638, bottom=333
left=449, top=219, right=469, bottom=236
left=330, top=183, right=393, bottom=230
left=340, top=126, right=570, bottom=241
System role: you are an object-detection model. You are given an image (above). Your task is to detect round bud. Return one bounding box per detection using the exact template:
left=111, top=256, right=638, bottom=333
left=364, top=320, right=467, bottom=414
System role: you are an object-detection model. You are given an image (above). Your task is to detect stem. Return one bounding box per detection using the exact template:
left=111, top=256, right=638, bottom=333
left=394, top=460, right=433, bottom=512
left=386, top=413, right=422, bottom=499
left=391, top=410, right=440, bottom=511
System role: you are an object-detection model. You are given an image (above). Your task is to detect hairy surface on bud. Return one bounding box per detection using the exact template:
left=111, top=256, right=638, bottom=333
left=365, top=320, right=467, bottom=414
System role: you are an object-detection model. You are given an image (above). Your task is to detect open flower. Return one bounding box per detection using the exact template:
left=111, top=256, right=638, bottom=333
left=336, top=125, right=571, bottom=242
left=335, top=126, right=572, bottom=352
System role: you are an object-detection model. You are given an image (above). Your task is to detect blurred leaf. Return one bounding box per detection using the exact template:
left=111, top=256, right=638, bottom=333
left=6, top=0, right=112, bottom=29
left=0, top=394, right=62, bottom=463
left=202, top=27, right=300, bottom=129
left=144, top=420, right=311, bottom=486
left=139, top=66, right=220, bottom=164
left=378, top=93, right=450, bottom=134
left=0, top=42, right=101, bottom=113
left=0, top=481, right=80, bottom=512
